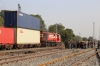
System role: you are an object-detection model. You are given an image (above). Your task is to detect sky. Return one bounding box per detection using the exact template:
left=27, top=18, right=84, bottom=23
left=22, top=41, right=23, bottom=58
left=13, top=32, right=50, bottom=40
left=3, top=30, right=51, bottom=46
left=0, top=0, right=100, bottom=39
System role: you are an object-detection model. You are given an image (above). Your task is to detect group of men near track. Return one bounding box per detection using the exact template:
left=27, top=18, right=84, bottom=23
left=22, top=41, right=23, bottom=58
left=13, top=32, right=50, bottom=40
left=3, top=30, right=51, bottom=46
left=64, top=40, right=98, bottom=49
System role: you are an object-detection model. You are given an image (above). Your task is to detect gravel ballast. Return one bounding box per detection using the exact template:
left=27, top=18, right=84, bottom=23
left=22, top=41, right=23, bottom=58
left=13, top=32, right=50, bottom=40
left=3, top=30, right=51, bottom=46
left=0, top=49, right=93, bottom=66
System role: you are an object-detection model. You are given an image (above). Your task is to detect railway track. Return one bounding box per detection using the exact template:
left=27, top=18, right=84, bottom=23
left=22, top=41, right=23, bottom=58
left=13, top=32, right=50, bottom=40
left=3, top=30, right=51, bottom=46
left=0, top=48, right=85, bottom=66
left=72, top=49, right=100, bottom=66
left=0, top=47, right=63, bottom=56
left=0, top=48, right=71, bottom=66
left=38, top=48, right=95, bottom=66
left=74, top=49, right=100, bottom=66
left=0, top=48, right=96, bottom=66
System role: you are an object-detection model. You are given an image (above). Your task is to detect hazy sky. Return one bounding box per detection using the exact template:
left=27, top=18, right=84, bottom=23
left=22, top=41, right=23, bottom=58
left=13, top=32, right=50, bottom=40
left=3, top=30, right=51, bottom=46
left=0, top=0, right=100, bottom=39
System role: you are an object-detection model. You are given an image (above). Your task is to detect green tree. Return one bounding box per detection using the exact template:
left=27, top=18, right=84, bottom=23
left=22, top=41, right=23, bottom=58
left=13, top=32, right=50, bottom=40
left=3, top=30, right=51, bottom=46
left=30, top=14, right=46, bottom=31
left=0, top=10, right=11, bottom=26
left=63, top=28, right=75, bottom=40
left=0, top=10, right=4, bottom=18
left=82, top=37, right=88, bottom=41
left=73, top=35, right=82, bottom=41
left=0, top=10, right=10, bottom=18
left=48, top=25, right=55, bottom=32
left=0, top=17, right=4, bottom=26
left=60, top=29, right=72, bottom=42
left=0, top=12, right=1, bottom=16
left=48, top=23, right=65, bottom=33
left=88, top=36, right=93, bottom=41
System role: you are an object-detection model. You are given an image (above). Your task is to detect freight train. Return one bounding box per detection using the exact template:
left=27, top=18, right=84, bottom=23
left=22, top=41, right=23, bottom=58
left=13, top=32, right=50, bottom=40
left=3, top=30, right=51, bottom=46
left=0, top=11, right=62, bottom=50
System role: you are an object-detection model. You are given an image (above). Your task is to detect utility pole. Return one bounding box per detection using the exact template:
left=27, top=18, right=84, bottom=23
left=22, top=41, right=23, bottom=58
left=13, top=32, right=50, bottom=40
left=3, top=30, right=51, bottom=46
left=93, top=22, right=95, bottom=40
left=79, top=32, right=81, bottom=42
left=93, top=22, right=95, bottom=48
left=79, top=32, right=81, bottom=37
left=48, top=26, right=50, bottom=32
left=99, top=29, right=100, bottom=40
left=56, top=24, right=57, bottom=33
left=18, top=4, right=21, bottom=12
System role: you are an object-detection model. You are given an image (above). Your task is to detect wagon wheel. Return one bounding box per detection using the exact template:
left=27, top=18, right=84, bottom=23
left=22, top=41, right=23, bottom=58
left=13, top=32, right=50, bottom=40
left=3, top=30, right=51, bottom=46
left=28, top=44, right=32, bottom=48
left=47, top=43, right=50, bottom=47
left=35, top=44, right=38, bottom=48
left=46, top=42, right=48, bottom=47
left=52, top=43, right=54, bottom=47
left=35, top=44, right=40, bottom=48
left=17, top=44, right=24, bottom=49
left=1, top=45, right=5, bottom=50
left=38, top=44, right=41, bottom=48
left=5, top=44, right=9, bottom=50
left=0, top=45, right=1, bottom=50
left=9, top=45, right=13, bottom=50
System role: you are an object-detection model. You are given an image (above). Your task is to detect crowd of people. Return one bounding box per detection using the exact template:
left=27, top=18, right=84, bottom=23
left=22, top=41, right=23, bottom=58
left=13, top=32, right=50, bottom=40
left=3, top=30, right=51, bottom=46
left=64, top=40, right=96, bottom=49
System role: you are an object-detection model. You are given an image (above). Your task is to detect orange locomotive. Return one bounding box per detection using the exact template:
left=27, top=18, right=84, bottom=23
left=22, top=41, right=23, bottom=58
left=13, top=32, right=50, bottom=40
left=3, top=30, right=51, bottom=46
left=40, top=31, right=62, bottom=47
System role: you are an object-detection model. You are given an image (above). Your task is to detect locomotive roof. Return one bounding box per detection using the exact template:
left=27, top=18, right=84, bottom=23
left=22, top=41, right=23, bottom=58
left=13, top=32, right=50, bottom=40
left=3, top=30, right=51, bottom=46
left=41, top=31, right=59, bottom=34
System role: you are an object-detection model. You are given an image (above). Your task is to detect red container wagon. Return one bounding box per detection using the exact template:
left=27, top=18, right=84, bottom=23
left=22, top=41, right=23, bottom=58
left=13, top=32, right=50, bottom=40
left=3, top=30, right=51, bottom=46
left=0, top=27, right=40, bottom=50
left=40, top=31, right=62, bottom=47
left=0, top=27, right=14, bottom=50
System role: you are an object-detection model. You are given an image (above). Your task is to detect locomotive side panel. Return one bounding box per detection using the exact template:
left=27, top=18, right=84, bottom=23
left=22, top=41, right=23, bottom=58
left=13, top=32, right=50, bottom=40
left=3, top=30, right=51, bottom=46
left=0, top=27, right=14, bottom=44
left=47, top=33, right=56, bottom=42
left=17, top=28, right=40, bottom=44
left=41, top=32, right=58, bottom=42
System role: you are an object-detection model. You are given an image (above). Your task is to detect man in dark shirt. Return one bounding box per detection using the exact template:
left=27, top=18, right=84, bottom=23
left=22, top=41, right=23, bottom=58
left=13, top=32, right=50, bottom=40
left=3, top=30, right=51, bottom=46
left=98, top=42, right=100, bottom=49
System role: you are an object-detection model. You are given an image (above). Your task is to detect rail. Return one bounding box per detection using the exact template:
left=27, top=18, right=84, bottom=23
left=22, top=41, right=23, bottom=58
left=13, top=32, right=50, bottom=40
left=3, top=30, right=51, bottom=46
left=0, top=48, right=68, bottom=65
left=38, top=48, right=94, bottom=66
left=72, top=48, right=100, bottom=66
left=0, top=47, right=62, bottom=56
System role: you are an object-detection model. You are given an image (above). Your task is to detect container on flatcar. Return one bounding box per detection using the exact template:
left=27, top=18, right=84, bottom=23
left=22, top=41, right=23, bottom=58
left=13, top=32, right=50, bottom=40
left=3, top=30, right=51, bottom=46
left=16, top=28, right=40, bottom=44
left=4, top=11, right=40, bottom=30
left=0, top=27, right=14, bottom=44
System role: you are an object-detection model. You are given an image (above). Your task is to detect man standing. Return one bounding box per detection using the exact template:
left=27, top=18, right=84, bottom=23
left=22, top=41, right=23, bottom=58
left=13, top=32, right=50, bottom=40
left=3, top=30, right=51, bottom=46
left=98, top=42, right=100, bottom=49
left=68, top=40, right=71, bottom=49
left=75, top=41, right=77, bottom=49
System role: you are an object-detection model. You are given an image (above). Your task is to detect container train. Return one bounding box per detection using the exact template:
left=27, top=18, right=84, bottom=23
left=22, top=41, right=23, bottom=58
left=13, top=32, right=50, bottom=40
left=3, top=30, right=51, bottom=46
left=0, top=11, right=62, bottom=50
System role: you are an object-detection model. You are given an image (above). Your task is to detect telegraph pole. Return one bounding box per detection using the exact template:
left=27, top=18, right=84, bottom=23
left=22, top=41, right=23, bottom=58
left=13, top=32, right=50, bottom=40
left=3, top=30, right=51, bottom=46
left=79, top=32, right=81, bottom=37
left=93, top=22, right=95, bottom=48
left=99, top=29, right=100, bottom=40
left=56, top=24, right=57, bottom=33
left=93, top=22, right=95, bottom=40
